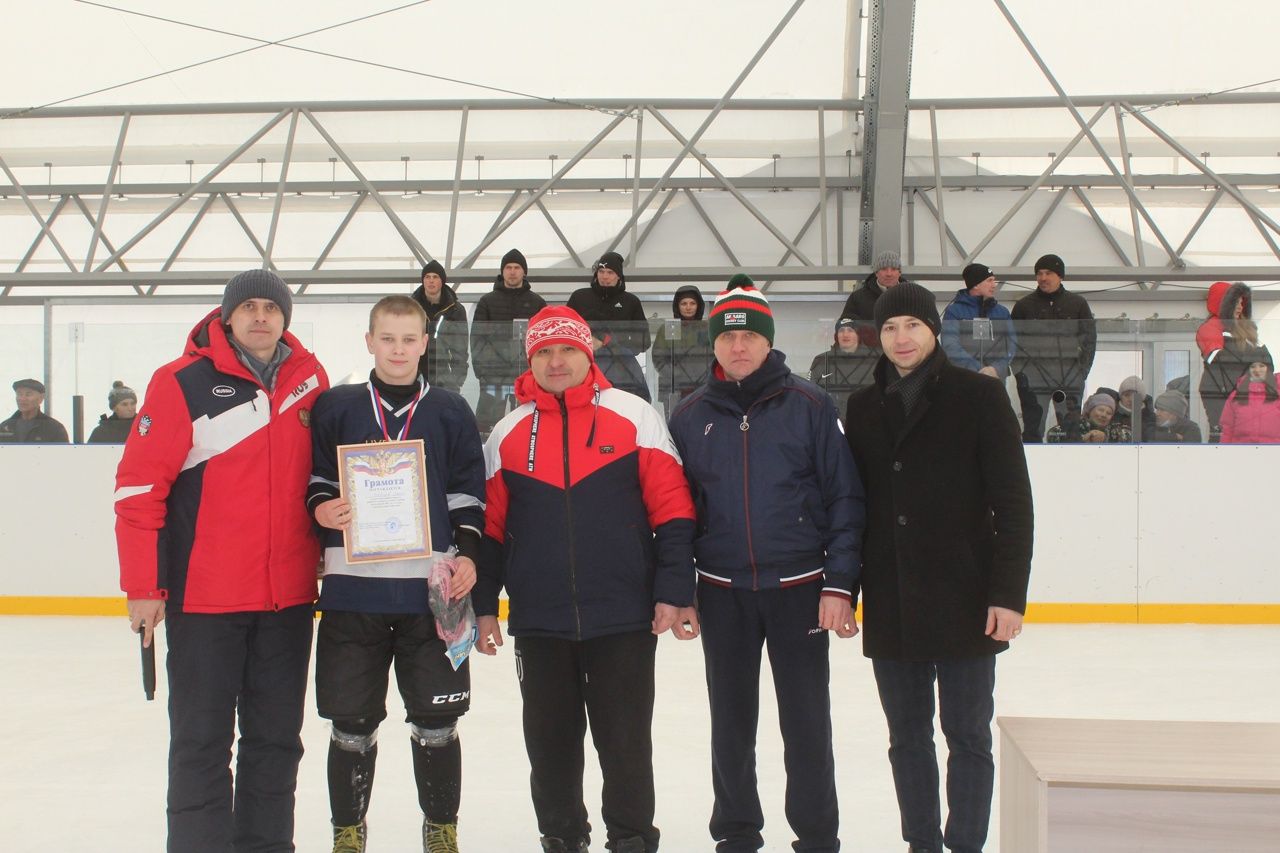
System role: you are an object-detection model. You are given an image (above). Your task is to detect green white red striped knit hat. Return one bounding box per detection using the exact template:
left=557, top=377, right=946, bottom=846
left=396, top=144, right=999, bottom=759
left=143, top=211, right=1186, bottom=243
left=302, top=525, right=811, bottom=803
left=708, top=274, right=774, bottom=345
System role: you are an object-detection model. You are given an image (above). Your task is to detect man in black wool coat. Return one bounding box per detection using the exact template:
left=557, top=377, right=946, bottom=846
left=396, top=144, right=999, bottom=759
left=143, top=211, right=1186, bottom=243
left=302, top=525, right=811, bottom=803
left=843, top=280, right=1034, bottom=853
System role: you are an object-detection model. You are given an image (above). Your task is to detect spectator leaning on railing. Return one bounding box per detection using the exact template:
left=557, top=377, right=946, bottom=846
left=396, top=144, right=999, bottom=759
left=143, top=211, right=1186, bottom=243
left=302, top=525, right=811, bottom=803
left=941, top=262, right=1017, bottom=381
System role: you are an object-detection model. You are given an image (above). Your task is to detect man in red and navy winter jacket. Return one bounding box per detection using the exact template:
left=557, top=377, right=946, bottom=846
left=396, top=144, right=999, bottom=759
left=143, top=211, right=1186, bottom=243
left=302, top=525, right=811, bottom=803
left=114, top=270, right=328, bottom=853
left=667, top=276, right=865, bottom=853
left=473, top=306, right=694, bottom=853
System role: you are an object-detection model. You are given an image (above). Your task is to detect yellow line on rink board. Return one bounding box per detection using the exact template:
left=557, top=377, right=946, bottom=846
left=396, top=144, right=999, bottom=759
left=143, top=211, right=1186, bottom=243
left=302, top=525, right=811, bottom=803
left=0, top=597, right=1274, bottom=623
left=1025, top=603, right=1280, bottom=624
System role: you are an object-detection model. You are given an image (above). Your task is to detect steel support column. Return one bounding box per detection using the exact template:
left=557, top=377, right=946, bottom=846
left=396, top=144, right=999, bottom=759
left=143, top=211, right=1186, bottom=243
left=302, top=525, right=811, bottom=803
left=857, top=0, right=915, bottom=263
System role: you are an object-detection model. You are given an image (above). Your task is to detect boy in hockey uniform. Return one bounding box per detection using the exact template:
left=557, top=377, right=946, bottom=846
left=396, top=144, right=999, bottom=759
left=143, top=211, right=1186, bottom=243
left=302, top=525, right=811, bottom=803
left=308, top=295, right=486, bottom=853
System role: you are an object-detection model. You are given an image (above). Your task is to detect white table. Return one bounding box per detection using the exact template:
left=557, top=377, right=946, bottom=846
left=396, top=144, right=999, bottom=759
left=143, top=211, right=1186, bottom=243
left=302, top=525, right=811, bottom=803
left=998, top=716, right=1280, bottom=852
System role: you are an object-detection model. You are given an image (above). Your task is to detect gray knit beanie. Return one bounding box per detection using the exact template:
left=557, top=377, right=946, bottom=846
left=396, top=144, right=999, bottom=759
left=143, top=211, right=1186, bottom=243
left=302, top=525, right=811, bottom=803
left=1154, top=390, right=1188, bottom=418
left=108, top=380, right=137, bottom=409
left=1083, top=392, right=1117, bottom=415
left=221, top=269, right=293, bottom=329
left=874, top=250, right=902, bottom=271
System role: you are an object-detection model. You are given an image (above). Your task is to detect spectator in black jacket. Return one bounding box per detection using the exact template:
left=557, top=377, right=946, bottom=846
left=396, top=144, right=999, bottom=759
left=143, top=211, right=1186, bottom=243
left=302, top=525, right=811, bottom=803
left=652, top=285, right=711, bottom=412
left=0, top=378, right=69, bottom=443
left=839, top=249, right=908, bottom=333
left=88, top=380, right=138, bottom=444
left=1010, top=254, right=1096, bottom=442
left=411, top=260, right=469, bottom=393
left=809, top=317, right=878, bottom=421
left=565, top=251, right=650, bottom=355
left=470, top=248, right=547, bottom=434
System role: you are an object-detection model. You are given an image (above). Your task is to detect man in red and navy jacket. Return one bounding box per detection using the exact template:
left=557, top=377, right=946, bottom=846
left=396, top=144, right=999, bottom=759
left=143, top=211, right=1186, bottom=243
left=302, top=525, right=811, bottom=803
left=114, top=269, right=328, bottom=853
left=668, top=275, right=865, bottom=853
left=473, top=306, right=695, bottom=853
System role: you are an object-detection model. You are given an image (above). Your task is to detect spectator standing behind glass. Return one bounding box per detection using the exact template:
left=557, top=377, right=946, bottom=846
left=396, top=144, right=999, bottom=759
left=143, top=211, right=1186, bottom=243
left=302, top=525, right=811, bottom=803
left=1219, top=359, right=1280, bottom=444
left=565, top=251, right=651, bottom=355
left=809, top=317, right=878, bottom=420
left=87, top=380, right=137, bottom=444
left=1113, top=376, right=1154, bottom=443
left=1150, top=390, right=1202, bottom=444
left=411, top=260, right=469, bottom=393
left=470, top=248, right=547, bottom=435
left=1046, top=392, right=1131, bottom=444
left=839, top=249, right=910, bottom=334
left=591, top=332, right=651, bottom=402
left=1010, top=254, right=1096, bottom=442
left=941, top=263, right=1017, bottom=380
left=668, top=276, right=864, bottom=853
left=1197, top=281, right=1268, bottom=441
left=0, top=378, right=69, bottom=443
left=843, top=281, right=1033, bottom=853
left=652, top=285, right=711, bottom=410
left=114, top=270, right=329, bottom=852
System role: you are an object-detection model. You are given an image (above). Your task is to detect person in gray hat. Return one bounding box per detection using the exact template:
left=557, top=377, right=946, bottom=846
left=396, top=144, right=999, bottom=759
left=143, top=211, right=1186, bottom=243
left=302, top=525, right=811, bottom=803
left=0, top=378, right=69, bottom=443
left=88, top=380, right=138, bottom=444
left=114, top=269, right=329, bottom=852
left=838, top=249, right=911, bottom=336
left=1150, top=389, right=1202, bottom=443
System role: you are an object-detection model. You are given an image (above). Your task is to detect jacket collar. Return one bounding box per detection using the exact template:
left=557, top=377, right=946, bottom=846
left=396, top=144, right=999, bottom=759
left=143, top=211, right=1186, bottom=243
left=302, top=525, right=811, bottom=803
left=514, top=361, right=613, bottom=409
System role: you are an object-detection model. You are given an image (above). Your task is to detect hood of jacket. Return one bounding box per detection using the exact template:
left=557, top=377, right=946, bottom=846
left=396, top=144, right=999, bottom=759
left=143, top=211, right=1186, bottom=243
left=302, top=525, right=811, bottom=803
left=671, top=285, right=706, bottom=320
left=1207, top=281, right=1250, bottom=320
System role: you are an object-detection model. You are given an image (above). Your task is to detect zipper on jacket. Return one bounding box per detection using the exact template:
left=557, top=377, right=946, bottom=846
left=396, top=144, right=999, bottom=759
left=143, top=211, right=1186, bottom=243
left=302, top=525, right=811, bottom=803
left=740, top=412, right=760, bottom=590
left=559, top=398, right=584, bottom=640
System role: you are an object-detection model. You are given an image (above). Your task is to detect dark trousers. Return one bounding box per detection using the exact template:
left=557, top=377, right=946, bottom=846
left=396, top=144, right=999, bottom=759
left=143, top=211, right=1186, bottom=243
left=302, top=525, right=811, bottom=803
left=165, top=605, right=314, bottom=853
left=698, top=582, right=838, bottom=853
left=871, top=656, right=997, bottom=853
left=515, top=630, right=660, bottom=852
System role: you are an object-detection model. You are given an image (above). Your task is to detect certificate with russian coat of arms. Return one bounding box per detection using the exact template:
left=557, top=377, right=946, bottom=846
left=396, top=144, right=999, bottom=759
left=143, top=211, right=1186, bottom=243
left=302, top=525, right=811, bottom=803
left=338, top=439, right=431, bottom=564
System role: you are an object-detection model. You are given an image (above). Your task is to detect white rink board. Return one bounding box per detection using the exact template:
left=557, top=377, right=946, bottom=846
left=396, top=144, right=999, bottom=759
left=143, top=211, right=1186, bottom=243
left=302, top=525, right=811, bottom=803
left=1, top=444, right=1278, bottom=606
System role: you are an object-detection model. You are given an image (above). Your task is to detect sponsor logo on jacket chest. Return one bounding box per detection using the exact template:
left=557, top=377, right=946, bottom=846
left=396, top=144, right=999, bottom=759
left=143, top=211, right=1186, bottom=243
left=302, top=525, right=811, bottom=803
left=212, top=384, right=236, bottom=398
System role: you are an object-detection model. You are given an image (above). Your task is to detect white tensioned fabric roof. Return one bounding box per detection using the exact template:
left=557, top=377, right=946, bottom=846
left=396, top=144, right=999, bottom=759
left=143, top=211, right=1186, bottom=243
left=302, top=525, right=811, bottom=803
left=1, top=0, right=1277, bottom=299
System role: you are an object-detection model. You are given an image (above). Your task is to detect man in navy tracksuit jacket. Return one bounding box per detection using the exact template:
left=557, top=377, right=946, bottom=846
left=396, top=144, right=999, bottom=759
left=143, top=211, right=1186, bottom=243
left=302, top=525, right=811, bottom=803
left=307, top=295, right=485, bottom=852
left=668, top=276, right=865, bottom=853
